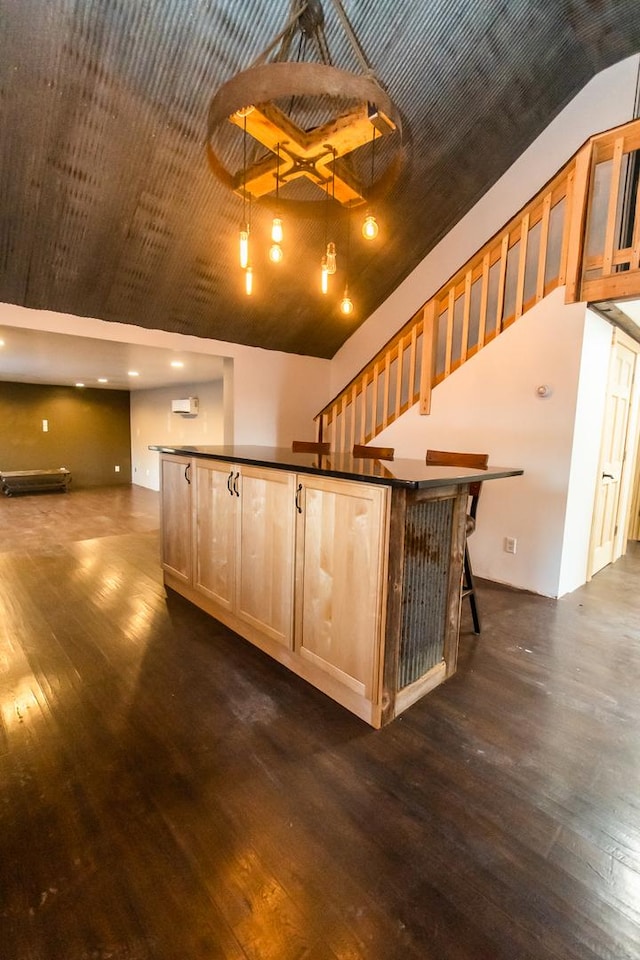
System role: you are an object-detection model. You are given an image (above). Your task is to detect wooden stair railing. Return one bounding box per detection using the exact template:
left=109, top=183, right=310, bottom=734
left=316, top=117, right=640, bottom=450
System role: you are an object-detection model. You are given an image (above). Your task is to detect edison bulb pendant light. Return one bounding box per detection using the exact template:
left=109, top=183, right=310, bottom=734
left=321, top=256, right=329, bottom=294
left=326, top=241, right=337, bottom=275
left=340, top=286, right=353, bottom=315
left=362, top=213, right=379, bottom=240
left=269, top=242, right=283, bottom=264
left=239, top=225, right=249, bottom=269
left=245, top=265, right=253, bottom=296
left=271, top=216, right=283, bottom=244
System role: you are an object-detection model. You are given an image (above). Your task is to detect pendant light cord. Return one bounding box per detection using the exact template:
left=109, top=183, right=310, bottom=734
left=251, top=1, right=309, bottom=67
left=243, top=114, right=247, bottom=223
left=323, top=177, right=329, bottom=248
left=332, top=148, right=336, bottom=202
left=329, top=0, right=375, bottom=77
left=345, top=204, right=351, bottom=272
left=370, top=126, right=376, bottom=196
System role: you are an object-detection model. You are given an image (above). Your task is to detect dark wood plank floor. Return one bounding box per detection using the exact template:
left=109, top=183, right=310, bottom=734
left=1, top=486, right=639, bottom=960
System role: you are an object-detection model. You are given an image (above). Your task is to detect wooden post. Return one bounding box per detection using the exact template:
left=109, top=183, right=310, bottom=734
left=444, top=287, right=455, bottom=376
left=360, top=377, right=368, bottom=443
left=379, top=488, right=407, bottom=726
left=350, top=383, right=358, bottom=451
left=395, top=338, right=404, bottom=423
left=514, top=213, right=530, bottom=320
left=419, top=302, right=436, bottom=415
left=339, top=395, right=347, bottom=451
left=536, top=192, right=552, bottom=302
left=495, top=234, right=509, bottom=333
left=631, top=170, right=640, bottom=271
left=382, top=352, right=391, bottom=427
left=371, top=362, right=380, bottom=439
left=564, top=141, right=593, bottom=303
left=408, top=324, right=418, bottom=405
left=478, top=251, right=490, bottom=348
left=461, top=269, right=472, bottom=360
left=602, top=137, right=624, bottom=277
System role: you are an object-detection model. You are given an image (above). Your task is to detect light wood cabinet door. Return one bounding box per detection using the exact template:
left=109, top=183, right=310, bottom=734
left=194, top=460, right=238, bottom=609
left=295, top=476, right=388, bottom=700
left=236, top=466, right=296, bottom=648
left=160, top=455, right=192, bottom=584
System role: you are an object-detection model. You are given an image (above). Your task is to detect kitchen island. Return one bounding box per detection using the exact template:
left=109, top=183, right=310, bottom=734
left=150, top=445, right=523, bottom=727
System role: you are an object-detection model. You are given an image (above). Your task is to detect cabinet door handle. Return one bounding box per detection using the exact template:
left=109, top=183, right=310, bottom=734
left=227, top=469, right=233, bottom=494
left=233, top=472, right=240, bottom=497
left=602, top=472, right=615, bottom=480
left=295, top=482, right=303, bottom=514
left=184, top=463, right=191, bottom=485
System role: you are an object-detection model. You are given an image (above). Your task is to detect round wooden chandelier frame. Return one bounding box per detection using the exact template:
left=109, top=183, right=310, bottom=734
left=206, top=61, right=406, bottom=219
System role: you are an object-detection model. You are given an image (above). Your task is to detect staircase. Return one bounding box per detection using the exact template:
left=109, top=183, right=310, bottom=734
left=316, top=118, right=640, bottom=450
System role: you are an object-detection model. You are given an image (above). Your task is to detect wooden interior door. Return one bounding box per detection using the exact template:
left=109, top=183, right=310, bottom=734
left=193, top=460, right=237, bottom=609
left=590, top=337, right=637, bottom=575
left=236, top=466, right=296, bottom=647
left=295, top=476, right=388, bottom=700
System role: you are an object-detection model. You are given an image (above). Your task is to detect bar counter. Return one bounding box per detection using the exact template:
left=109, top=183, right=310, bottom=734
left=149, top=443, right=522, bottom=489
left=150, top=444, right=523, bottom=726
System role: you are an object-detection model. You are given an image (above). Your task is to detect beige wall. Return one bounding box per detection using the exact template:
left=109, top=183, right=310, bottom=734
left=0, top=304, right=331, bottom=450
left=330, top=54, right=640, bottom=598
left=330, top=54, right=640, bottom=395
left=0, top=381, right=131, bottom=487
left=130, top=380, right=225, bottom=490
left=376, top=292, right=610, bottom=598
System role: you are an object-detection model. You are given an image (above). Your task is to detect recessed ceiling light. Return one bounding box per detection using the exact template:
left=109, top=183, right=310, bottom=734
left=170, top=360, right=184, bottom=368
left=128, top=370, right=139, bottom=377
left=98, top=378, right=108, bottom=383
left=75, top=382, right=85, bottom=388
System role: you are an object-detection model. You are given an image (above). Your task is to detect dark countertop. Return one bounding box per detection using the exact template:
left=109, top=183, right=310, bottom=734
left=150, top=445, right=524, bottom=490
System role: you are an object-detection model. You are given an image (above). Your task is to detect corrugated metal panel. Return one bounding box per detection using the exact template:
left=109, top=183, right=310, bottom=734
left=1, top=1, right=639, bottom=358
left=397, top=497, right=453, bottom=689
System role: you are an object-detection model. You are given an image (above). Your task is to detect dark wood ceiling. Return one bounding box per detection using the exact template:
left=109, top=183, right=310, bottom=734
left=1, top=1, right=639, bottom=359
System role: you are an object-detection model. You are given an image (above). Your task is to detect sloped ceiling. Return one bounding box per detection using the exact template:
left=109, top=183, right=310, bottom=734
left=1, top=1, right=639, bottom=359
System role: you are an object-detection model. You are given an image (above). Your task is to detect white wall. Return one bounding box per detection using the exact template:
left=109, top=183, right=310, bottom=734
left=330, top=54, right=640, bottom=396
left=130, top=380, right=225, bottom=490
left=375, top=290, right=592, bottom=597
left=227, top=345, right=329, bottom=446
left=557, top=309, right=612, bottom=595
left=327, top=54, right=640, bottom=598
left=3, top=57, right=637, bottom=587
left=0, top=303, right=331, bottom=456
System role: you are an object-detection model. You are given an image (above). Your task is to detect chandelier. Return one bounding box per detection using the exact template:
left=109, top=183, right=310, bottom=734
left=206, top=0, right=405, bottom=314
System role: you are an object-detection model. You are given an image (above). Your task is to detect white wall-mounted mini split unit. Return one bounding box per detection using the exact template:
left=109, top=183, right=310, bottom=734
left=171, top=397, right=199, bottom=417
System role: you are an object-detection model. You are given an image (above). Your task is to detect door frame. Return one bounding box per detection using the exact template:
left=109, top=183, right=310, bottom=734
left=588, top=327, right=640, bottom=577
left=628, top=426, right=640, bottom=541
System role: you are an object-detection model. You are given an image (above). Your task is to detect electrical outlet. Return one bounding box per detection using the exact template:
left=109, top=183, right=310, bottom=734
left=114, top=465, right=120, bottom=473
left=504, top=537, right=517, bottom=554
